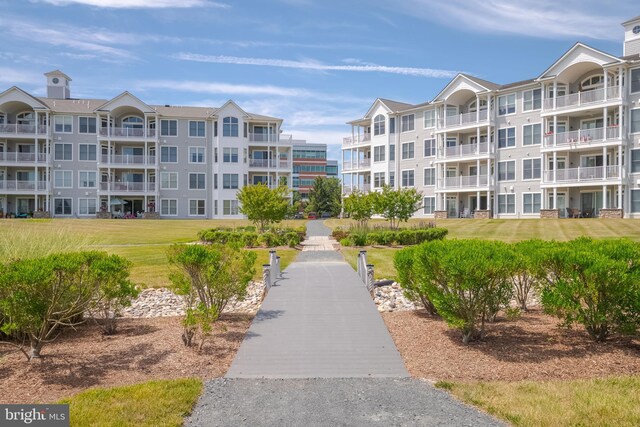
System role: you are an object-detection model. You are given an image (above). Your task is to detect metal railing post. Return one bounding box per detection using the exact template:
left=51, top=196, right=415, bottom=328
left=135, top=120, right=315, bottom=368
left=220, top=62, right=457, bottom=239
left=262, top=264, right=271, bottom=301
left=366, top=264, right=375, bottom=294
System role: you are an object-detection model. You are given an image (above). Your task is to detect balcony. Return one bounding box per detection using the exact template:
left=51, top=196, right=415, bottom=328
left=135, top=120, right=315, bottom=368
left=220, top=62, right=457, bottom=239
left=542, top=165, right=622, bottom=184
left=100, top=154, right=156, bottom=166
left=543, top=86, right=621, bottom=113
left=343, top=184, right=370, bottom=194
left=343, top=133, right=371, bottom=147
left=0, top=124, right=49, bottom=137
left=98, top=127, right=156, bottom=139
left=342, top=159, right=371, bottom=171
left=439, top=110, right=488, bottom=130
left=438, top=175, right=491, bottom=190
left=248, top=158, right=291, bottom=169
left=0, top=180, right=49, bottom=192
left=542, top=126, right=620, bottom=149
left=247, top=133, right=292, bottom=145
left=99, top=182, right=156, bottom=193
left=0, top=152, right=48, bottom=165
left=438, top=142, right=490, bottom=160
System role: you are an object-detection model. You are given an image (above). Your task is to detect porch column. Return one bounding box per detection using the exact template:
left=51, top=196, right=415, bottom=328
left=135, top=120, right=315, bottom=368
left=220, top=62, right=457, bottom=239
left=603, top=185, right=608, bottom=209
left=476, top=126, right=480, bottom=154
left=443, top=132, right=447, bottom=159
left=541, top=188, right=547, bottom=209
left=603, top=67, right=608, bottom=100
left=618, top=146, right=623, bottom=178
left=553, top=187, right=557, bottom=209
left=553, top=151, right=557, bottom=183
left=553, top=80, right=557, bottom=109
left=553, top=115, right=557, bottom=147
left=476, top=94, right=480, bottom=123
left=603, top=146, right=608, bottom=179
left=618, top=184, right=623, bottom=209
left=476, top=159, right=480, bottom=187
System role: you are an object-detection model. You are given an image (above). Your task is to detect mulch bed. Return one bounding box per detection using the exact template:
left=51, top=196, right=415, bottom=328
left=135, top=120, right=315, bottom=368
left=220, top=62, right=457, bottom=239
left=383, top=309, right=640, bottom=381
left=0, top=314, right=253, bottom=404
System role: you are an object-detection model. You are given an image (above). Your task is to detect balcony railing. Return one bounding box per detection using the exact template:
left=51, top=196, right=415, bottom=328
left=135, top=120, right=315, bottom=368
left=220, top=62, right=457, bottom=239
left=440, top=175, right=490, bottom=189
left=248, top=133, right=279, bottom=142
left=343, top=184, right=370, bottom=194
left=0, top=180, right=49, bottom=191
left=0, top=124, right=49, bottom=135
left=543, top=86, right=620, bottom=111
left=248, top=158, right=291, bottom=168
left=440, top=110, right=488, bottom=128
left=0, top=152, right=48, bottom=163
left=98, top=127, right=156, bottom=138
left=343, top=133, right=371, bottom=146
left=440, top=142, right=490, bottom=158
left=100, top=154, right=156, bottom=165
left=543, top=126, right=620, bottom=148
left=342, top=159, right=371, bottom=171
left=99, top=182, right=156, bottom=192
left=543, top=166, right=621, bottom=183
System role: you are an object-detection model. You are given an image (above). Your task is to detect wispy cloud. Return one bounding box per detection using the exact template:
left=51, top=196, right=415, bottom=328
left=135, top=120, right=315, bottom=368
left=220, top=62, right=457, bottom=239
left=33, top=0, right=229, bottom=9
left=0, top=67, right=43, bottom=86
left=174, top=53, right=460, bottom=78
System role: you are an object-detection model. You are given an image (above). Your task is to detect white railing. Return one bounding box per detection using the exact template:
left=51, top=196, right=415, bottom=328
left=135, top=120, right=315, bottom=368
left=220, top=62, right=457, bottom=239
left=248, top=158, right=291, bottom=168
left=343, top=184, right=371, bottom=194
left=441, top=142, right=489, bottom=158
left=343, top=159, right=371, bottom=170
left=343, top=133, right=372, bottom=146
left=440, top=110, right=488, bottom=128
left=99, top=127, right=156, bottom=138
left=543, top=86, right=620, bottom=110
left=248, top=133, right=278, bottom=142
left=99, top=182, right=156, bottom=192
left=0, top=180, right=49, bottom=191
left=100, top=154, right=156, bottom=165
left=543, top=166, right=621, bottom=183
left=0, top=152, right=48, bottom=163
left=440, top=175, right=489, bottom=189
left=0, top=124, right=49, bottom=135
left=543, top=126, right=620, bottom=148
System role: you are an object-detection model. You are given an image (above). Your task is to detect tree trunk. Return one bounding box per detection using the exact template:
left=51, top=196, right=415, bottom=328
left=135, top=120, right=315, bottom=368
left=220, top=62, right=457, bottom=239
left=30, top=340, right=43, bottom=359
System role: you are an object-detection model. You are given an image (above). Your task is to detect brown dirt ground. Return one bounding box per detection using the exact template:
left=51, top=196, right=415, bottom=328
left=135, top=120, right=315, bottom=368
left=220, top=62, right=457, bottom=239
left=0, top=314, right=252, bottom=404
left=383, top=309, right=640, bottom=381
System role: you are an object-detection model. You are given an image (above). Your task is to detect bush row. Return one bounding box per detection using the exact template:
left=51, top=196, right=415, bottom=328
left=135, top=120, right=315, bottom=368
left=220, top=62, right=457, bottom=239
left=337, top=227, right=448, bottom=247
left=395, top=238, right=640, bottom=344
left=198, top=226, right=305, bottom=248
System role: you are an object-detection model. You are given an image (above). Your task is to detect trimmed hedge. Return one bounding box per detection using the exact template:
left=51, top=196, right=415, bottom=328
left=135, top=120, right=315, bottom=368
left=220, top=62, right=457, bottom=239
left=198, top=226, right=305, bottom=248
left=338, top=227, right=448, bottom=247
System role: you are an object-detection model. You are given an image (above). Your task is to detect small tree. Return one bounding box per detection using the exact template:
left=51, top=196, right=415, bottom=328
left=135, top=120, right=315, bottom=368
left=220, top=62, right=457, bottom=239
left=374, top=185, right=423, bottom=229
left=343, top=190, right=376, bottom=227
left=169, top=244, right=256, bottom=350
left=237, top=184, right=290, bottom=232
left=308, top=177, right=341, bottom=216
left=394, top=247, right=437, bottom=315
left=509, top=240, right=551, bottom=311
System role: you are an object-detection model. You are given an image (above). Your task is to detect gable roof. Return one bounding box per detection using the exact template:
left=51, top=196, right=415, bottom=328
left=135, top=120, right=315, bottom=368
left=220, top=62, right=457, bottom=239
left=38, top=98, right=105, bottom=113
left=44, top=69, right=72, bottom=81
left=0, top=86, right=50, bottom=110
left=536, top=42, right=623, bottom=80
left=94, top=91, right=156, bottom=113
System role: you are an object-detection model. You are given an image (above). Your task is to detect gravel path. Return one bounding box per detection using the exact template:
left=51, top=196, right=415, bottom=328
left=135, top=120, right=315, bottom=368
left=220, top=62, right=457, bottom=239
left=187, top=378, right=504, bottom=427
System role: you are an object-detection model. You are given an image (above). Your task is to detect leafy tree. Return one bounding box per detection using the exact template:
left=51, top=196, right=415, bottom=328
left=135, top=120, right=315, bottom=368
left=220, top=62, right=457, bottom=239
left=308, top=177, right=341, bottom=216
left=169, top=244, right=256, bottom=350
left=374, top=185, right=423, bottom=229
left=237, top=183, right=290, bottom=232
left=394, top=247, right=437, bottom=315
left=343, top=190, right=377, bottom=227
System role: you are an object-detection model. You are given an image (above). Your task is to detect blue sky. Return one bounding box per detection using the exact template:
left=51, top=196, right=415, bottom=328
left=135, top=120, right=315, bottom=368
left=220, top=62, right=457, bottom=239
left=0, top=0, right=637, bottom=161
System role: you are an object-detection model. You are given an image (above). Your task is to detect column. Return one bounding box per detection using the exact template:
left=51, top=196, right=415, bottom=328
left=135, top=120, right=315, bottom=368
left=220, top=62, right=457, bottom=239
left=476, top=159, right=480, bottom=187
left=475, top=94, right=480, bottom=123
left=553, top=187, right=557, bottom=209
left=552, top=80, right=557, bottom=109
left=553, top=151, right=557, bottom=183
left=603, top=146, right=608, bottom=179
left=603, top=67, right=608, bottom=100
left=476, top=126, right=480, bottom=154
left=618, top=184, right=623, bottom=209
left=603, top=185, right=608, bottom=209
left=553, top=115, right=557, bottom=147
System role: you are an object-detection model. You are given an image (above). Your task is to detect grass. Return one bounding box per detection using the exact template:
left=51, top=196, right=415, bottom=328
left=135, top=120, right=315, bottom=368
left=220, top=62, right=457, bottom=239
left=60, top=378, right=202, bottom=427
left=438, top=376, right=640, bottom=427
left=341, top=247, right=400, bottom=280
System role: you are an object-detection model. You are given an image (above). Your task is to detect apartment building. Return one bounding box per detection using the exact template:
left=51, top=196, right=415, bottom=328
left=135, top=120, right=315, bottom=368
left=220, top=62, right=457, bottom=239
left=0, top=71, right=292, bottom=219
left=342, top=16, right=640, bottom=219
left=292, top=140, right=330, bottom=199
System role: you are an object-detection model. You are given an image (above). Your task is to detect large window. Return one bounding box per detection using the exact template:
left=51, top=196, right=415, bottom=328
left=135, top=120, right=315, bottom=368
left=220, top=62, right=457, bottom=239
left=522, top=158, right=541, bottom=180
left=223, top=173, right=239, bottom=189
left=223, top=117, right=239, bottom=137
left=373, top=146, right=385, bottom=162
left=79, top=117, right=96, bottom=134
left=160, top=172, right=178, bottom=189
left=424, top=138, right=436, bottom=157
left=523, top=193, right=541, bottom=214
left=498, top=194, right=515, bottom=214
left=401, top=141, right=415, bottom=159
left=498, top=160, right=515, bottom=181
left=523, top=89, right=542, bottom=111
left=189, top=121, right=205, bottom=137
left=223, top=200, right=239, bottom=215
left=189, top=173, right=206, bottom=190
left=54, top=170, right=73, bottom=188
left=223, top=147, right=239, bottom=163
left=54, top=198, right=72, bottom=215
left=401, top=114, right=414, bottom=132
left=498, top=127, right=516, bottom=148
left=632, top=69, right=640, bottom=93
left=632, top=109, right=640, bottom=134
left=423, top=110, right=436, bottom=128
left=78, top=198, right=97, bottom=215
left=160, top=146, right=177, bottom=163
left=401, top=170, right=414, bottom=187
left=389, top=117, right=395, bottom=134
left=54, top=115, right=72, bottom=133
left=189, top=147, right=205, bottom=163
left=54, top=143, right=72, bottom=161
left=189, top=199, right=205, bottom=216
left=423, top=168, right=435, bottom=186
left=79, top=171, right=97, bottom=188
left=373, top=114, right=385, bottom=136
left=498, top=94, right=516, bottom=115
left=523, top=123, right=542, bottom=146
left=373, top=172, right=385, bottom=188
left=161, top=199, right=177, bottom=216
left=423, top=196, right=435, bottom=214
left=632, top=149, right=640, bottom=173
left=160, top=120, right=177, bottom=136
left=79, top=144, right=97, bottom=161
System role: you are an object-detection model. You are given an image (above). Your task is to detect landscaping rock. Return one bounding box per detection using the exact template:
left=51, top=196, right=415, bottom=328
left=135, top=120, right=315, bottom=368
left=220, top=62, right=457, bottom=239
left=372, top=281, right=418, bottom=312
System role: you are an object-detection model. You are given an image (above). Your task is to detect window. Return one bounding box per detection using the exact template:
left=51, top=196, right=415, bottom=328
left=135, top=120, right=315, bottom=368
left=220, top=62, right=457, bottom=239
left=160, top=120, right=177, bottom=136
left=632, top=190, right=640, bottom=212
left=54, top=198, right=72, bottom=215
left=79, top=117, right=96, bottom=134
left=389, top=117, right=396, bottom=134
left=423, top=168, right=435, bottom=186
left=389, top=144, right=395, bottom=161
left=223, top=200, right=239, bottom=215
left=632, top=69, right=640, bottom=93
left=79, top=171, right=97, bottom=188
left=401, top=141, right=414, bottom=159
left=161, top=199, right=177, bottom=216
left=122, top=116, right=143, bottom=129
left=79, top=144, right=97, bottom=161
left=498, top=127, right=515, bottom=148
left=423, top=110, right=436, bottom=128
left=373, top=114, right=385, bottom=135
left=389, top=171, right=395, bottom=187
left=373, top=172, right=385, bottom=188
left=401, top=114, right=414, bottom=132
left=54, top=170, right=72, bottom=188
left=78, top=198, right=97, bottom=215
left=581, top=75, right=604, bottom=90
left=54, top=115, right=72, bottom=133
left=498, top=194, right=515, bottom=214
left=423, top=197, right=435, bottom=214
left=223, top=173, right=239, bottom=189
left=223, top=117, right=239, bottom=137
left=160, top=172, right=178, bottom=189
left=189, top=121, right=205, bottom=137
left=523, top=193, right=541, bottom=214
left=373, top=146, right=386, bottom=162
left=189, top=147, right=205, bottom=163
left=523, top=123, right=542, bottom=146
left=498, top=94, right=516, bottom=115
left=223, top=147, right=239, bottom=163
left=189, top=199, right=205, bottom=216
left=632, top=109, right=640, bottom=134
left=189, top=173, right=206, bottom=190
left=54, top=143, right=72, bottom=160
left=522, top=158, right=541, bottom=180
left=401, top=170, right=414, bottom=187
left=424, top=139, right=436, bottom=157
left=632, top=149, right=640, bottom=173
left=160, top=146, right=177, bottom=163
left=498, top=160, right=515, bottom=181
left=523, top=89, right=541, bottom=111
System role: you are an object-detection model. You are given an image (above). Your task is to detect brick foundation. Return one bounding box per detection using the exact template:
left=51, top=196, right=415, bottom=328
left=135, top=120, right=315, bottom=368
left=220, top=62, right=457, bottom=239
left=473, top=210, right=492, bottom=219
left=143, top=212, right=160, bottom=219
left=96, top=211, right=111, bottom=219
left=32, top=211, right=50, bottom=219
left=434, top=210, right=448, bottom=220
left=599, top=208, right=623, bottom=219
left=540, top=209, right=560, bottom=219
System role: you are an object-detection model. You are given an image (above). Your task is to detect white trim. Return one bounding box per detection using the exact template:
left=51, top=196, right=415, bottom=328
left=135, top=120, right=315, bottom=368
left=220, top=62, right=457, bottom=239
left=521, top=192, right=542, bottom=215
left=159, top=171, right=179, bottom=190
left=160, top=198, right=178, bottom=216
left=497, top=126, right=516, bottom=149
left=188, top=120, right=206, bottom=138
left=423, top=138, right=436, bottom=157
left=54, top=142, right=73, bottom=161
left=78, top=170, right=97, bottom=189
left=53, top=170, right=73, bottom=188
left=188, top=198, right=206, bottom=216
left=159, top=119, right=178, bottom=137
left=400, top=114, right=415, bottom=133
left=522, top=122, right=542, bottom=146
left=188, top=172, right=207, bottom=190
left=77, top=197, right=97, bottom=216
left=53, top=197, right=73, bottom=216
left=78, top=116, right=97, bottom=134
left=630, top=108, right=640, bottom=134
left=497, top=193, right=516, bottom=214
left=78, top=143, right=98, bottom=161
left=522, top=88, right=542, bottom=112
left=497, top=160, right=516, bottom=182
left=497, top=93, right=516, bottom=116
left=188, top=146, right=206, bottom=164
left=400, top=168, right=415, bottom=188
left=521, top=157, right=542, bottom=181
left=423, top=167, right=436, bottom=186
left=160, top=145, right=178, bottom=163
left=401, top=140, right=415, bottom=160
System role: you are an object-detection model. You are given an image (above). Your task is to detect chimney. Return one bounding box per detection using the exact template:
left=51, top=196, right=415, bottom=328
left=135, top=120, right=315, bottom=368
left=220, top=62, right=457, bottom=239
left=622, top=16, right=640, bottom=57
left=44, top=70, right=72, bottom=99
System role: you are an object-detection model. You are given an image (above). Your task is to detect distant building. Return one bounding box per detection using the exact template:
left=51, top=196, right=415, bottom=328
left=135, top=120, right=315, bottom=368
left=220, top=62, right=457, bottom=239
left=326, top=160, right=338, bottom=178
left=292, top=140, right=329, bottom=199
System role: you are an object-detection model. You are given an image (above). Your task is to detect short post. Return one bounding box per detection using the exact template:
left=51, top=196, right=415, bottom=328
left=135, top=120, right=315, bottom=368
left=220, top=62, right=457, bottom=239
left=262, top=264, right=271, bottom=301
left=359, top=250, right=367, bottom=283
left=366, top=264, right=375, bottom=294
left=269, top=250, right=277, bottom=284
left=276, top=256, right=281, bottom=278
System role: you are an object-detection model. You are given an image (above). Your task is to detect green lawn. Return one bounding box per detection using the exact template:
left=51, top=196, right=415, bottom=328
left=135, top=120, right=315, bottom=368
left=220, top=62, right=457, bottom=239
left=60, top=378, right=202, bottom=427
left=341, top=247, right=400, bottom=281
left=437, top=376, right=640, bottom=427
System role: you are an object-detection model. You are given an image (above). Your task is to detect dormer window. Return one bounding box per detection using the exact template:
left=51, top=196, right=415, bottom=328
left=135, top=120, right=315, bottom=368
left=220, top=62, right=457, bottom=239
left=122, top=116, right=143, bottom=129
left=373, top=114, right=385, bottom=136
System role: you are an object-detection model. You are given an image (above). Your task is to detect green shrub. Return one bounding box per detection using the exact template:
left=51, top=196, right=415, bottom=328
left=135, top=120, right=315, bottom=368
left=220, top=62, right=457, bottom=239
left=284, top=232, right=301, bottom=247
left=394, top=247, right=437, bottom=315
left=332, top=229, right=349, bottom=241
left=397, top=229, right=416, bottom=245
left=339, top=237, right=352, bottom=246
left=240, top=232, right=259, bottom=248
left=199, top=225, right=305, bottom=248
